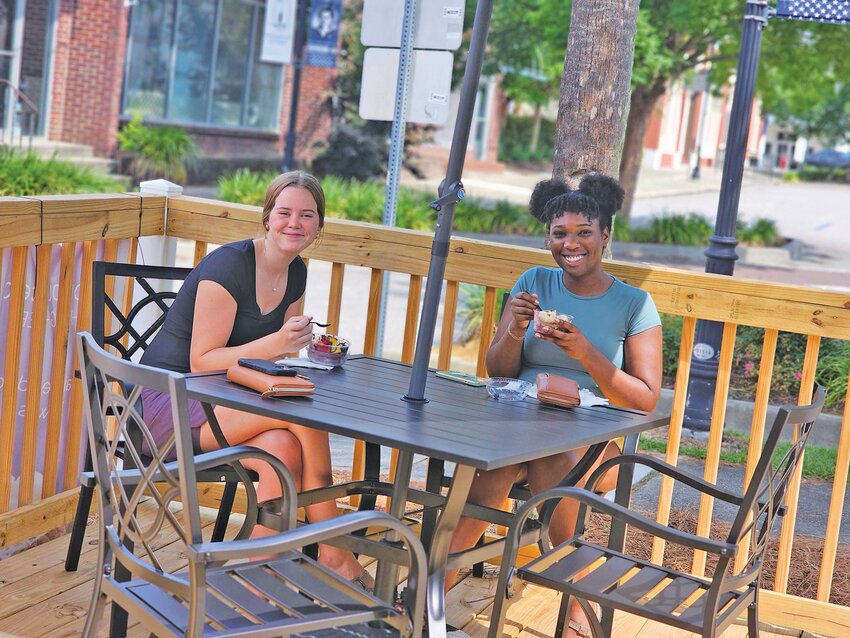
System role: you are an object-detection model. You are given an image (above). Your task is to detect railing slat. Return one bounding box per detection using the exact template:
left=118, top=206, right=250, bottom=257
left=42, top=242, right=76, bottom=499
left=819, top=371, right=850, bottom=600
left=18, top=245, right=52, bottom=507
left=438, top=281, right=460, bottom=370
left=326, top=262, right=345, bottom=335
left=692, top=321, right=737, bottom=576
left=193, top=241, right=208, bottom=267
left=476, top=287, right=497, bottom=377
left=651, top=315, right=696, bottom=565
left=0, top=247, right=29, bottom=512
left=402, top=275, right=422, bottom=364
left=62, top=240, right=96, bottom=491
left=774, top=334, right=821, bottom=593
left=735, top=328, right=778, bottom=574
left=363, top=269, right=383, bottom=356
left=102, top=240, right=119, bottom=355
left=120, top=238, right=139, bottom=353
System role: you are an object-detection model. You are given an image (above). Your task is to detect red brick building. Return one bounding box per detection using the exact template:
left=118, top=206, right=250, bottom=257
left=6, top=0, right=334, bottom=172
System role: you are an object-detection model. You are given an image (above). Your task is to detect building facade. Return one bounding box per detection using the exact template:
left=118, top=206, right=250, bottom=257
left=4, top=0, right=335, bottom=170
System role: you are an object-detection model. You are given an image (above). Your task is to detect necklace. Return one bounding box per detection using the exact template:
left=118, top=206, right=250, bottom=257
left=262, top=239, right=286, bottom=292
left=271, top=269, right=285, bottom=292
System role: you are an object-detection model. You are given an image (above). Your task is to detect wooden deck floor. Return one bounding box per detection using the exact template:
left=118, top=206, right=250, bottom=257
left=0, top=502, right=796, bottom=638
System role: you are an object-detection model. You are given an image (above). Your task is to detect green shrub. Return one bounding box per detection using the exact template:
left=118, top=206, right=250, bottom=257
left=626, top=213, right=714, bottom=246
left=218, top=168, right=277, bottom=207
left=737, top=217, right=781, bottom=246
left=312, top=124, right=386, bottom=181
left=219, top=170, right=537, bottom=234
left=782, top=171, right=801, bottom=183
left=117, top=113, right=196, bottom=183
left=617, top=214, right=782, bottom=247
left=0, top=148, right=121, bottom=196
left=798, top=165, right=848, bottom=183
left=457, top=284, right=509, bottom=341
left=498, top=115, right=556, bottom=164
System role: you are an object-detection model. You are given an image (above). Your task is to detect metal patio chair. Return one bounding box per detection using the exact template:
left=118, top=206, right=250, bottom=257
left=78, top=331, right=426, bottom=638
left=66, top=261, right=252, bottom=572
left=489, top=386, right=826, bottom=638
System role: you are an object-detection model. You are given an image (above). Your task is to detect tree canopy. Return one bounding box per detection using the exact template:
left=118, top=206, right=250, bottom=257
left=758, top=21, right=850, bottom=144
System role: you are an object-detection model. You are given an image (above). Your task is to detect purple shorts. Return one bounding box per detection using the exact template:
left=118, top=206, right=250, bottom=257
left=140, top=387, right=208, bottom=458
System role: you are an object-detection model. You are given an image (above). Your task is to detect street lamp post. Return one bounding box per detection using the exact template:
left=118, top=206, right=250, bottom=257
left=282, top=0, right=311, bottom=172
left=683, top=0, right=768, bottom=430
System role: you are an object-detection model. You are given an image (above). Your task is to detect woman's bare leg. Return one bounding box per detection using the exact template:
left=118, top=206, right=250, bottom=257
left=445, top=464, right=523, bottom=591
left=200, top=406, right=366, bottom=580
left=525, top=446, right=619, bottom=638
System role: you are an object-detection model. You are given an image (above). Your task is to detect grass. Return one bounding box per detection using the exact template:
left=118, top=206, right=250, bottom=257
left=0, top=147, right=122, bottom=196
left=638, top=431, right=842, bottom=481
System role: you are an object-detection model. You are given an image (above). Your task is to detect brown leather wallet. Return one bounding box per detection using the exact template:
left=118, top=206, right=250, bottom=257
left=226, top=364, right=315, bottom=398
left=535, top=373, right=581, bottom=408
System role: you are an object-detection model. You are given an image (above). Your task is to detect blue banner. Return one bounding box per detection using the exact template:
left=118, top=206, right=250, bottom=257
left=775, top=0, right=850, bottom=24
left=306, top=0, right=343, bottom=68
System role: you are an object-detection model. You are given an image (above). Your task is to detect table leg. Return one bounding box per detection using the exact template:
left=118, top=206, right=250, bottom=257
left=426, top=464, right=476, bottom=638
left=420, top=457, right=446, bottom=554
left=374, top=449, right=415, bottom=603
left=600, top=432, right=640, bottom=635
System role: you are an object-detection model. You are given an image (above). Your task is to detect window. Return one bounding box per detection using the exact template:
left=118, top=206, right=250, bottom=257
left=123, top=0, right=282, bottom=131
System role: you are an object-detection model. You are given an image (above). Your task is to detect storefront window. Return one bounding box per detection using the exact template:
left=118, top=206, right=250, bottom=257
left=123, top=0, right=282, bottom=131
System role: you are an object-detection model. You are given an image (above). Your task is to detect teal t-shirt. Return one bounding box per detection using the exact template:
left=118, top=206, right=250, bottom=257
left=509, top=267, right=661, bottom=392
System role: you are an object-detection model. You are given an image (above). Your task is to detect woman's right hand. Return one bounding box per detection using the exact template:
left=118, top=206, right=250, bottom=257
left=509, top=292, right=539, bottom=331
left=278, top=315, right=314, bottom=353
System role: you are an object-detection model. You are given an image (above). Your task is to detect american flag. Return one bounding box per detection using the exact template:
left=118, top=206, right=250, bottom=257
left=775, top=0, right=850, bottom=23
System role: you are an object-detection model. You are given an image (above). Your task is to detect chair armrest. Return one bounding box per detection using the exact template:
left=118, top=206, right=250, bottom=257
left=190, top=509, right=427, bottom=568
left=514, top=486, right=737, bottom=558
left=586, top=453, right=744, bottom=505
left=105, top=445, right=299, bottom=531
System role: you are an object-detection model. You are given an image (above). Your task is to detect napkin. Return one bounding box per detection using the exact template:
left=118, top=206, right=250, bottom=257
left=527, top=384, right=609, bottom=407
left=275, top=357, right=333, bottom=371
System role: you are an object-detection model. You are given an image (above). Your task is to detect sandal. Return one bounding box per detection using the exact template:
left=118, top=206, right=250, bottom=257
left=567, top=599, right=599, bottom=638
left=350, top=570, right=376, bottom=594
left=567, top=620, right=592, bottom=638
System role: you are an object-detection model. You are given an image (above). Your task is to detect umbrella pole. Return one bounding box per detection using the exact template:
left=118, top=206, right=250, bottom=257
left=405, top=0, right=494, bottom=402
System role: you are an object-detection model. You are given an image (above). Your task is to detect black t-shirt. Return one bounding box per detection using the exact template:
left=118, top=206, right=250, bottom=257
left=140, top=239, right=307, bottom=373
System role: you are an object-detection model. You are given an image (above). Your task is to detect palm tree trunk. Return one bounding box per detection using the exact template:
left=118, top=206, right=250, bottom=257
left=618, top=81, right=667, bottom=219
left=530, top=103, right=542, bottom=153
left=553, top=0, right=640, bottom=181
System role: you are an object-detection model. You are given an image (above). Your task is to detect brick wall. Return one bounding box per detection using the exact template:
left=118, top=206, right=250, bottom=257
left=278, top=65, right=335, bottom=163
left=43, top=0, right=334, bottom=163
left=48, top=0, right=127, bottom=156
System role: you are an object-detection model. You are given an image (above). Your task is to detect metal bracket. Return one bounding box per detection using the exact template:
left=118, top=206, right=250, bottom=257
left=429, top=180, right=466, bottom=212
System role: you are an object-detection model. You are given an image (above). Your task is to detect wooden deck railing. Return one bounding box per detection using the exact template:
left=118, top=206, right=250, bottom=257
left=1, top=193, right=850, bottom=636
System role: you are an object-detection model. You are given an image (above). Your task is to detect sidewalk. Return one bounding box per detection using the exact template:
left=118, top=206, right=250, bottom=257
left=398, top=163, right=764, bottom=206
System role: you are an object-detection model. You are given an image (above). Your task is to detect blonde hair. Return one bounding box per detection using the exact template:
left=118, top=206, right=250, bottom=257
left=261, top=171, right=325, bottom=229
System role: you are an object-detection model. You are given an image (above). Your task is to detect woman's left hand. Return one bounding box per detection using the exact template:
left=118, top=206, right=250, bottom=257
left=534, top=320, right=592, bottom=361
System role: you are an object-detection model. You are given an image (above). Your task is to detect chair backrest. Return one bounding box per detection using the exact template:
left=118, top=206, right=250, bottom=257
left=78, top=331, right=203, bottom=581
left=92, top=261, right=192, bottom=359
left=721, top=386, right=826, bottom=589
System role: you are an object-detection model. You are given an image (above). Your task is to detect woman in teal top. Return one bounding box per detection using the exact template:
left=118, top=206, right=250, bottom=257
left=448, top=174, right=662, bottom=638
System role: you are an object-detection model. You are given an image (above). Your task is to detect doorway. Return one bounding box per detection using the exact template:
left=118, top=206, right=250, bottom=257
left=1, top=0, right=55, bottom=143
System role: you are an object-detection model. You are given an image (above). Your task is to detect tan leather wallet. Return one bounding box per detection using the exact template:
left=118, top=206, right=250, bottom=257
left=226, top=364, right=315, bottom=398
left=535, top=372, right=581, bottom=408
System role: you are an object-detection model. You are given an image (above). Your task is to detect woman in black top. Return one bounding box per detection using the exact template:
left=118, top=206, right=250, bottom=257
left=140, top=171, right=372, bottom=586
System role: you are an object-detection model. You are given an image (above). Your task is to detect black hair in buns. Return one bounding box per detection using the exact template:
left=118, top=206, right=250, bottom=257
left=529, top=178, right=571, bottom=223
left=578, top=173, right=624, bottom=217
left=534, top=172, right=624, bottom=233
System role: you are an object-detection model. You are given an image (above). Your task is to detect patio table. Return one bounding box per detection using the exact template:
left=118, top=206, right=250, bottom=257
left=185, top=356, right=668, bottom=638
